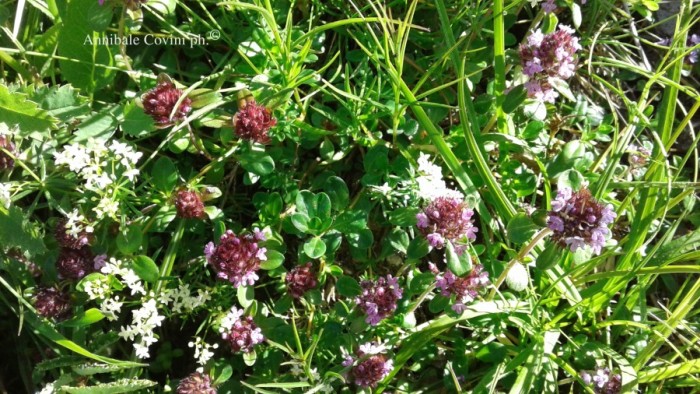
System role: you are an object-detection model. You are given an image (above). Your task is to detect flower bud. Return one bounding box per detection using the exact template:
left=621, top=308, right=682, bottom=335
left=286, top=263, right=317, bottom=298
left=56, top=247, right=95, bottom=280
left=34, top=287, right=72, bottom=321
left=233, top=99, right=276, bottom=144
left=505, top=262, right=529, bottom=292
left=0, top=134, right=16, bottom=170
left=174, top=190, right=206, bottom=219
left=142, top=80, right=192, bottom=125
left=177, top=372, right=217, bottom=394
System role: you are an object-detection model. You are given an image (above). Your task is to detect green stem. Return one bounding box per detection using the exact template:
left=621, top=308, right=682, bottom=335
left=493, top=0, right=507, bottom=134
left=155, top=220, right=185, bottom=293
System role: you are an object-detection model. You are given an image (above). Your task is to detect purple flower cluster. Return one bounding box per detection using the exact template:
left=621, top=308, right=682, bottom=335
left=177, top=372, right=217, bottom=394
left=234, top=100, right=277, bottom=144
left=34, top=287, right=72, bottom=321
left=174, top=190, right=206, bottom=219
left=56, top=247, right=95, bottom=280
left=141, top=80, right=192, bottom=125
left=520, top=26, right=581, bottom=103
left=547, top=187, right=616, bottom=255
left=342, top=342, right=393, bottom=388
left=0, top=134, right=16, bottom=170
left=355, top=275, right=403, bottom=325
left=220, top=307, right=264, bottom=354
left=416, top=197, right=478, bottom=250
left=686, top=34, right=700, bottom=64
left=286, top=263, right=317, bottom=298
left=581, top=367, right=622, bottom=394
left=431, top=263, right=490, bottom=313
left=55, top=219, right=92, bottom=250
left=205, top=229, right=267, bottom=288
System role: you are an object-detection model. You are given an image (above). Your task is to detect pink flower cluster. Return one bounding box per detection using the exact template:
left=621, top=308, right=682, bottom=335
left=431, top=263, right=490, bottom=313
left=547, top=187, right=616, bottom=255
left=416, top=197, right=478, bottom=250
left=355, top=275, right=403, bottom=325
left=34, top=287, right=72, bottom=321
left=342, top=342, right=393, bottom=388
left=580, top=367, right=622, bottom=394
left=286, top=263, right=317, bottom=298
left=220, top=307, right=264, bottom=354
left=233, top=100, right=277, bottom=144
left=141, top=81, right=192, bottom=125
left=177, top=372, right=217, bottom=394
left=520, top=26, right=581, bottom=103
left=205, top=229, right=267, bottom=287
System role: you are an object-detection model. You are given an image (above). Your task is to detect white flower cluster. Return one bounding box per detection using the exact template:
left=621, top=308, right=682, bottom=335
left=99, top=257, right=145, bottom=296
left=160, top=283, right=211, bottom=313
left=53, top=138, right=142, bottom=220
left=188, top=336, right=219, bottom=366
left=100, top=296, right=124, bottom=321
left=415, top=153, right=464, bottom=200
left=83, top=275, right=112, bottom=300
left=119, top=298, right=165, bottom=359
left=289, top=363, right=321, bottom=382
left=64, top=209, right=94, bottom=238
left=0, top=182, right=11, bottom=209
left=36, top=382, right=55, bottom=394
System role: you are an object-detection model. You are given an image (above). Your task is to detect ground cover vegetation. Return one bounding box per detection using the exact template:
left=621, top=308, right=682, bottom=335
left=0, top=0, right=699, bottom=392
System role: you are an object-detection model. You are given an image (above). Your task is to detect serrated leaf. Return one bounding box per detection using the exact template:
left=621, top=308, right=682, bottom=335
left=73, top=362, right=136, bottom=376
left=61, top=379, right=157, bottom=393
left=28, top=84, right=90, bottom=123
left=121, top=101, right=155, bottom=137
left=57, top=0, right=116, bottom=92
left=0, top=85, right=57, bottom=135
left=0, top=206, right=47, bottom=256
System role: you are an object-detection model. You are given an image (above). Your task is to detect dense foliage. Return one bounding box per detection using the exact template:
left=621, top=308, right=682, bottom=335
left=0, top=0, right=699, bottom=393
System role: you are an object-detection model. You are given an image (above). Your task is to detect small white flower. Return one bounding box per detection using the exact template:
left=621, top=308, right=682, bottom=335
left=0, top=182, right=11, bottom=209
left=36, top=382, right=55, bottom=394
left=188, top=337, right=219, bottom=365
left=100, top=296, right=123, bottom=321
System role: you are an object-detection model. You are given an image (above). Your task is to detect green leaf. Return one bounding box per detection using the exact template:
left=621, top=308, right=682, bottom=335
left=73, top=109, right=118, bottom=142
left=542, top=12, right=558, bottom=34
left=57, top=0, right=116, bottom=92
left=387, top=228, right=410, bottom=254
left=73, top=362, right=136, bottom=376
left=290, top=213, right=310, bottom=233
left=243, top=349, right=257, bottom=366
left=506, top=213, right=540, bottom=244
left=428, top=295, right=450, bottom=313
left=28, top=84, right=90, bottom=123
left=151, top=157, right=179, bottom=193
left=0, top=85, right=57, bottom=135
left=324, top=176, right=350, bottom=210
left=238, top=146, right=275, bottom=176
left=503, top=84, right=527, bottom=113
left=116, top=224, right=143, bottom=255
left=260, top=250, right=284, bottom=270
left=213, top=364, right=233, bottom=386
left=0, top=206, right=47, bottom=256
left=303, top=237, right=326, bottom=259
left=130, top=256, right=159, bottom=283
left=87, top=0, right=113, bottom=32
left=536, top=242, right=563, bottom=270
left=237, top=285, right=255, bottom=308
left=61, top=379, right=157, bottom=393
left=363, top=144, right=389, bottom=174
left=557, top=169, right=585, bottom=191
left=336, top=275, right=362, bottom=297
left=61, top=308, right=105, bottom=327
left=121, top=102, right=155, bottom=137
left=388, top=207, right=420, bottom=227
left=406, top=237, right=430, bottom=260
left=446, top=241, right=471, bottom=276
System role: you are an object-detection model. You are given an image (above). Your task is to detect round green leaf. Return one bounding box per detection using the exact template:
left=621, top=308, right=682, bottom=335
left=260, top=250, right=284, bottom=270
left=336, top=275, right=362, bottom=298
left=303, top=237, right=326, bottom=259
